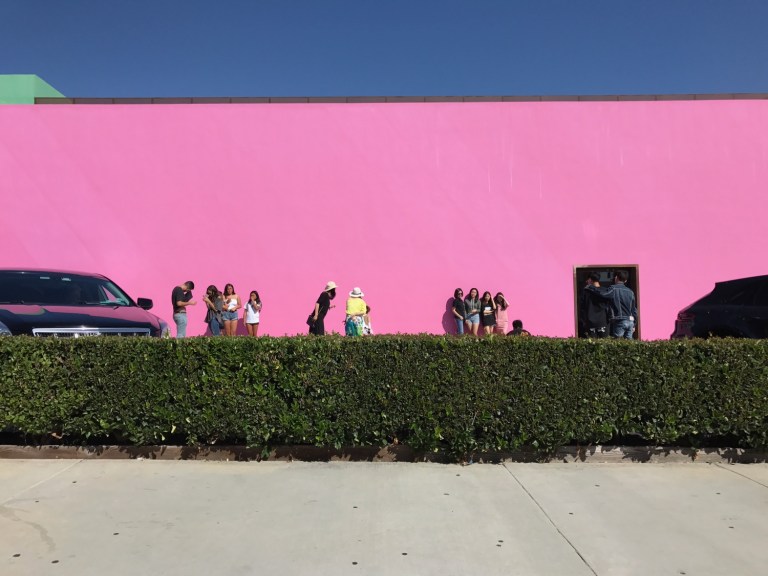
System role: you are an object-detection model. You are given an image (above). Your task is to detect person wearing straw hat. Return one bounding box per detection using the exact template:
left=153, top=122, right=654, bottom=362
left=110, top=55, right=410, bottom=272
left=308, top=281, right=337, bottom=335
left=345, top=287, right=367, bottom=337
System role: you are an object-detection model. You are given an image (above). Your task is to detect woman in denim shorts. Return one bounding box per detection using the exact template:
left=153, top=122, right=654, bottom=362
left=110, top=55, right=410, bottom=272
left=463, top=287, right=481, bottom=336
left=221, top=283, right=241, bottom=336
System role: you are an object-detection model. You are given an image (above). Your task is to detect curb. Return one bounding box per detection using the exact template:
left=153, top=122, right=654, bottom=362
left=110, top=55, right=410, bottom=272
left=1, top=445, right=766, bottom=463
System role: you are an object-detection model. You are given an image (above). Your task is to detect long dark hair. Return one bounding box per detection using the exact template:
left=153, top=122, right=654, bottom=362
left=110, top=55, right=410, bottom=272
left=482, top=291, right=492, bottom=302
left=206, top=285, right=220, bottom=299
left=248, top=290, right=261, bottom=310
left=494, top=292, right=508, bottom=310
left=453, top=287, right=464, bottom=299
left=466, top=287, right=479, bottom=302
left=224, top=283, right=235, bottom=296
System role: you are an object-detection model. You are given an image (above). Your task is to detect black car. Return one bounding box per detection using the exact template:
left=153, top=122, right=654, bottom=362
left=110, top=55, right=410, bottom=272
left=671, top=274, right=768, bottom=339
left=0, top=269, right=168, bottom=337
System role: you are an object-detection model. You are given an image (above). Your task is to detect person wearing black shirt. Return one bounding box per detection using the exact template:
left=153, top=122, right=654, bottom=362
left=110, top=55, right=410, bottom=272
left=586, top=270, right=638, bottom=339
left=451, top=288, right=466, bottom=335
left=480, top=291, right=497, bottom=336
left=171, top=281, right=196, bottom=338
left=579, top=273, right=611, bottom=338
left=309, top=281, right=337, bottom=335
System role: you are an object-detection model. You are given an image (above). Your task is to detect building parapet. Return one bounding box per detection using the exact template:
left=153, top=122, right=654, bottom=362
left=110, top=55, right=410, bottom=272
left=34, top=93, right=768, bottom=105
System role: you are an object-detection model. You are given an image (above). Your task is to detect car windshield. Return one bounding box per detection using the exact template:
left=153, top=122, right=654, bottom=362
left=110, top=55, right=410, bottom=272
left=0, top=272, right=134, bottom=306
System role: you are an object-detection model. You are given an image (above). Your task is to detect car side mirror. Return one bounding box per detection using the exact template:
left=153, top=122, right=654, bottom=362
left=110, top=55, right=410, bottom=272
left=136, top=298, right=153, bottom=310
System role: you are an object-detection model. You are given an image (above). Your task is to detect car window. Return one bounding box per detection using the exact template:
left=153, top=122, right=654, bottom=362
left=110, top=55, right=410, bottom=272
left=711, top=283, right=758, bottom=305
left=97, top=282, right=132, bottom=305
left=708, top=277, right=768, bottom=307
left=722, top=286, right=758, bottom=305
left=0, top=272, right=134, bottom=306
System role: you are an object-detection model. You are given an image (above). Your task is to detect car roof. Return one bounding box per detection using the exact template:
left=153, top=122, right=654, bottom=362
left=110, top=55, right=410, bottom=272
left=0, top=268, right=110, bottom=280
left=714, top=274, right=768, bottom=288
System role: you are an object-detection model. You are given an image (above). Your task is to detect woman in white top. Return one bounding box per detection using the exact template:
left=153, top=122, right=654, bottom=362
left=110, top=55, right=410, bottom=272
left=221, top=283, right=241, bottom=336
left=362, top=305, right=373, bottom=335
left=243, top=290, right=262, bottom=337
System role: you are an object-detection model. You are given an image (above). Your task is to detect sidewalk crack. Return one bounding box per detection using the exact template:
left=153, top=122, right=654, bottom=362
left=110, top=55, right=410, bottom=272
left=0, top=459, right=84, bottom=507
left=503, top=464, right=599, bottom=576
left=714, top=463, right=768, bottom=489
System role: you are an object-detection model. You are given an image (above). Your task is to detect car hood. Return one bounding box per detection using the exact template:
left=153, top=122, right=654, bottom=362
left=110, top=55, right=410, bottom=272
left=0, top=304, right=163, bottom=335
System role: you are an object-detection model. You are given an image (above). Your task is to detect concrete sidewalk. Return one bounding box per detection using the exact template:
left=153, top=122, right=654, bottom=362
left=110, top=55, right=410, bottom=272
left=1, top=460, right=767, bottom=576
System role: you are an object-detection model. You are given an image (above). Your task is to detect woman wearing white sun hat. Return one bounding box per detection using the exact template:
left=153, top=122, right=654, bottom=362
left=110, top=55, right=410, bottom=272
left=308, top=281, right=337, bottom=335
left=344, top=287, right=367, bottom=337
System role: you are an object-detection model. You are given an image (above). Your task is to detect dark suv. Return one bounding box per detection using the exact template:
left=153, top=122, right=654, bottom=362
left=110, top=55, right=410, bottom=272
left=0, top=269, right=168, bottom=337
left=671, top=274, right=768, bottom=339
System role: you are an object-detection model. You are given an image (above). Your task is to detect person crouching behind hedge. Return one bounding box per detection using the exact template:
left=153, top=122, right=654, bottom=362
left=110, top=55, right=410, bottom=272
left=508, top=319, right=531, bottom=336
left=345, top=287, right=367, bottom=336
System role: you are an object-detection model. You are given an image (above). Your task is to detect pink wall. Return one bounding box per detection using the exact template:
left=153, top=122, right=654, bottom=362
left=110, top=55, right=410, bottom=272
left=1, top=101, right=766, bottom=339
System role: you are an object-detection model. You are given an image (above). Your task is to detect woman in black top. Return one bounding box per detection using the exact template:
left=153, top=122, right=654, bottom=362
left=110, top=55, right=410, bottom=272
left=480, top=291, right=497, bottom=335
left=309, top=281, right=337, bottom=335
left=451, top=288, right=466, bottom=335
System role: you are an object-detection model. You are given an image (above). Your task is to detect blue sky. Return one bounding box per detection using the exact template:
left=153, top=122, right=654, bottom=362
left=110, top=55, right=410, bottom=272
left=2, top=0, right=767, bottom=97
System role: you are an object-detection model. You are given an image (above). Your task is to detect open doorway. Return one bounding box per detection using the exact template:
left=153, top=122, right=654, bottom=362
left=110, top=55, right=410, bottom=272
left=573, top=264, right=640, bottom=340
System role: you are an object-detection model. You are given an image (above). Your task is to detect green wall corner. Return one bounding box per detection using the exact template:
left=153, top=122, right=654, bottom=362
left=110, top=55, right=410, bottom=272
left=0, top=75, right=65, bottom=104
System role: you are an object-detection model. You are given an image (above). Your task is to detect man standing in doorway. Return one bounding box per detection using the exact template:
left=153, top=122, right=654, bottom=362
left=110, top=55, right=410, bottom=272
left=608, top=270, right=638, bottom=339
left=586, top=270, right=638, bottom=339
left=171, top=281, right=196, bottom=338
left=579, top=272, right=611, bottom=338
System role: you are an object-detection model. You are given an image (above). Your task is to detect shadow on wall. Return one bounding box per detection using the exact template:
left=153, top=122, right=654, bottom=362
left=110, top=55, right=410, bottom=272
left=442, top=297, right=459, bottom=335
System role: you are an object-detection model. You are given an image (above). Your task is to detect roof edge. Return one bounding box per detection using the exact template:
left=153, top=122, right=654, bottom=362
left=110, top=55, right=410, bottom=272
left=34, top=93, right=768, bottom=105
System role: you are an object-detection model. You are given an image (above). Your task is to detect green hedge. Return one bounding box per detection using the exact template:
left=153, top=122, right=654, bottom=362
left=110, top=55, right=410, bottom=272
left=1, top=336, right=767, bottom=457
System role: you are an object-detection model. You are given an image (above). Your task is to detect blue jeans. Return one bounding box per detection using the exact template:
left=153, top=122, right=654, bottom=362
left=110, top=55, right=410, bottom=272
left=209, top=318, right=222, bottom=336
left=455, top=317, right=464, bottom=335
left=173, top=312, right=188, bottom=338
left=611, top=319, right=635, bottom=339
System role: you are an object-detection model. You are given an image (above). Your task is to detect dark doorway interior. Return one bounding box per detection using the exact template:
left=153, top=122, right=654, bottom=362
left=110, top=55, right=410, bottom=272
left=573, top=264, right=640, bottom=340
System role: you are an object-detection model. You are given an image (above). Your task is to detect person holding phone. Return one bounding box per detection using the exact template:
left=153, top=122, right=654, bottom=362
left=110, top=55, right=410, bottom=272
left=221, top=283, right=241, bottom=336
left=243, top=290, right=262, bottom=336
left=202, top=285, right=224, bottom=336
left=171, top=280, right=196, bottom=338
left=480, top=291, right=497, bottom=336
